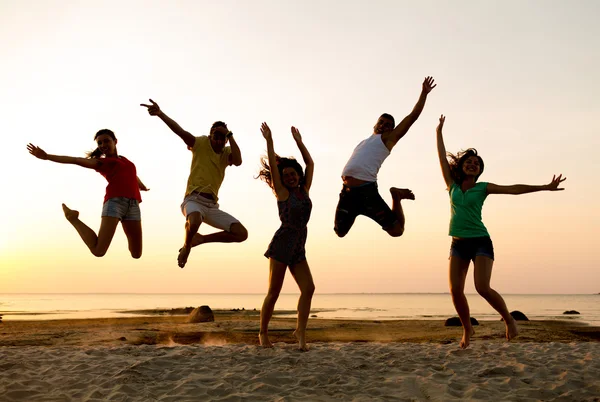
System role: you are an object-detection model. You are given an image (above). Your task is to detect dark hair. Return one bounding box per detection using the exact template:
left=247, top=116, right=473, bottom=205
left=211, top=121, right=228, bottom=132
left=447, top=148, right=485, bottom=184
left=86, top=129, right=117, bottom=159
left=257, top=155, right=305, bottom=192
left=380, top=113, right=395, bottom=127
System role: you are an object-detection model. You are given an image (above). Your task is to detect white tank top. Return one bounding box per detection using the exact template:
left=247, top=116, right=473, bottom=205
left=341, top=134, right=390, bottom=182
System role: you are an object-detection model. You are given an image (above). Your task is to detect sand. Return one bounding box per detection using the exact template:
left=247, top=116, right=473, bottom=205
left=0, top=312, right=599, bottom=401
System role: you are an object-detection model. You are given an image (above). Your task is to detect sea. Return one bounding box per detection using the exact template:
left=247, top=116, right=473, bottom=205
left=0, top=293, right=598, bottom=325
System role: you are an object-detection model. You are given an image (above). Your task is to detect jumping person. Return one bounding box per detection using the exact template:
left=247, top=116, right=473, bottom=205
left=27, top=129, right=148, bottom=258
left=334, top=77, right=436, bottom=238
left=258, top=123, right=315, bottom=351
left=140, top=99, right=248, bottom=268
left=436, top=114, right=566, bottom=348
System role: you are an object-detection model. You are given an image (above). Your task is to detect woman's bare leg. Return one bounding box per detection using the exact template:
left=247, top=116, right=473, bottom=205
left=62, top=204, right=119, bottom=257
left=121, top=220, right=143, bottom=259
left=449, top=256, right=473, bottom=348
left=474, top=256, right=519, bottom=341
left=289, top=259, right=315, bottom=351
left=259, top=258, right=287, bottom=348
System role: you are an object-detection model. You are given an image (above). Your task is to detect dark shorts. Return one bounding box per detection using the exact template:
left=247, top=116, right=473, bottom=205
left=450, top=236, right=495, bottom=261
left=334, top=182, right=397, bottom=237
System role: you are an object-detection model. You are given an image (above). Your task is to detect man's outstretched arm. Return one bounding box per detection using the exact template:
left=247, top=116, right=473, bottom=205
left=141, top=99, right=196, bottom=149
left=382, top=76, right=436, bottom=149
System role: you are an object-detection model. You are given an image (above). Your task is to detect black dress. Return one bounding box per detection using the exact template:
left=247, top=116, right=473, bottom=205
left=264, top=188, right=312, bottom=266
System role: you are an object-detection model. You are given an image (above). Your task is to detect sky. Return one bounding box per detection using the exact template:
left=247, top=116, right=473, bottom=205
left=1, top=0, right=599, bottom=294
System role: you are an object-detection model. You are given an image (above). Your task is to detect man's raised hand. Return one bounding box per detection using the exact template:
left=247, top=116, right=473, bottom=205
left=423, top=76, right=436, bottom=94
left=140, top=99, right=161, bottom=116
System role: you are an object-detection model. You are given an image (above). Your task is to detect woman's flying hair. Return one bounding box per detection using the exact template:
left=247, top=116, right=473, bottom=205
left=257, top=155, right=305, bottom=192
left=447, top=148, right=485, bottom=184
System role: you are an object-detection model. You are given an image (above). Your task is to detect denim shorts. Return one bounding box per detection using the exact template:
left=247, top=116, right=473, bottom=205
left=101, top=197, right=141, bottom=221
left=449, top=236, right=494, bottom=261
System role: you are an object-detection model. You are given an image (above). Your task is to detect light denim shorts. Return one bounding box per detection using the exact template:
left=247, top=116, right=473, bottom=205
left=102, top=197, right=141, bottom=221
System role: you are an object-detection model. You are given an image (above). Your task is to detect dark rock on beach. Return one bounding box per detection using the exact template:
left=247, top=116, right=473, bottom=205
left=188, top=305, right=215, bottom=323
left=563, top=310, right=580, bottom=315
left=501, top=310, right=529, bottom=321
left=444, top=317, right=479, bottom=326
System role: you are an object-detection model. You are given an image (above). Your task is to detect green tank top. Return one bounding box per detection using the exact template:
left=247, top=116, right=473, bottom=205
left=448, top=182, right=490, bottom=238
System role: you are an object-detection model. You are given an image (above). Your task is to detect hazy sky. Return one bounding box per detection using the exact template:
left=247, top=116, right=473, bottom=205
left=1, top=0, right=598, bottom=294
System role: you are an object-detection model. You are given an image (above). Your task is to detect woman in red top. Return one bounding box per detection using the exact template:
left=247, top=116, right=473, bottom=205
left=27, top=129, right=148, bottom=258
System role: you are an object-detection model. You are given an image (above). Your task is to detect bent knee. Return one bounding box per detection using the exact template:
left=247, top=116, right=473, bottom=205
left=334, top=227, right=348, bottom=238
left=92, top=249, right=107, bottom=258
left=187, top=221, right=201, bottom=232
left=231, top=223, right=248, bottom=242
left=187, top=212, right=203, bottom=226
left=304, top=283, right=316, bottom=296
left=387, top=227, right=404, bottom=237
left=475, top=286, right=492, bottom=297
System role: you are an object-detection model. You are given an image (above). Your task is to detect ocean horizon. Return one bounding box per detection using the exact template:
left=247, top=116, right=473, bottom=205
left=1, top=293, right=598, bottom=325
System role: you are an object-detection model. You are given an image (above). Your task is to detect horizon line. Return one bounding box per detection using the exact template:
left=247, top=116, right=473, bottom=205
left=1, top=292, right=598, bottom=296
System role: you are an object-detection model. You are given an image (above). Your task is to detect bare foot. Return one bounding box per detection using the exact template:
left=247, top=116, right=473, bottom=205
left=390, top=187, right=415, bottom=201
left=294, top=330, right=309, bottom=351
left=190, top=233, right=205, bottom=248
left=506, top=318, right=519, bottom=341
left=61, top=203, right=79, bottom=222
left=259, top=332, right=273, bottom=348
left=460, top=326, right=475, bottom=349
left=177, top=246, right=191, bottom=269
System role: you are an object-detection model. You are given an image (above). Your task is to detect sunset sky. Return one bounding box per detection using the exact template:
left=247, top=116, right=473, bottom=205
left=1, top=0, right=598, bottom=294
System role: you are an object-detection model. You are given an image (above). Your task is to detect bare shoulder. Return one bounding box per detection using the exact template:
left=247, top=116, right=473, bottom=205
left=275, top=188, right=290, bottom=202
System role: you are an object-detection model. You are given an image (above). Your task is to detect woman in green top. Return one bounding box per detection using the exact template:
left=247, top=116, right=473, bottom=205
left=436, top=115, right=566, bottom=349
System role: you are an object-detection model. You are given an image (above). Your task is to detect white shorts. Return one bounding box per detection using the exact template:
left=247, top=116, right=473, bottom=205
left=181, top=193, right=240, bottom=232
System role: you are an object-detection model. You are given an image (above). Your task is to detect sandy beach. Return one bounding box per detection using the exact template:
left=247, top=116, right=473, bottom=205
left=1, top=312, right=599, bottom=401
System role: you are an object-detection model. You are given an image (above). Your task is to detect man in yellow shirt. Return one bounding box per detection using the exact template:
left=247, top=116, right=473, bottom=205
left=141, top=99, right=248, bottom=268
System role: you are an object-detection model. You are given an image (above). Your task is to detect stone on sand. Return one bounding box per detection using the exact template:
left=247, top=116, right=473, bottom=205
left=188, top=305, right=215, bottom=323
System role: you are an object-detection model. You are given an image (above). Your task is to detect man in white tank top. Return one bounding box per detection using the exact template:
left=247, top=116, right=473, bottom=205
left=334, top=77, right=436, bottom=237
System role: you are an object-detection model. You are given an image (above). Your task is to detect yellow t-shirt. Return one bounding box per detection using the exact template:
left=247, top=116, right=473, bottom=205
left=185, top=136, right=232, bottom=201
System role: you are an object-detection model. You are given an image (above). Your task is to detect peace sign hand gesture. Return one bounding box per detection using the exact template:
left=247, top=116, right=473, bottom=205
left=140, top=99, right=162, bottom=116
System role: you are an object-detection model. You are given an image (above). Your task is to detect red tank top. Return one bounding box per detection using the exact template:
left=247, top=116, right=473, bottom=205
left=95, top=156, right=142, bottom=203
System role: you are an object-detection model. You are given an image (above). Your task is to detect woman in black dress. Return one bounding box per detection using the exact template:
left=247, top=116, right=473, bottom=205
left=258, top=122, right=315, bottom=350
